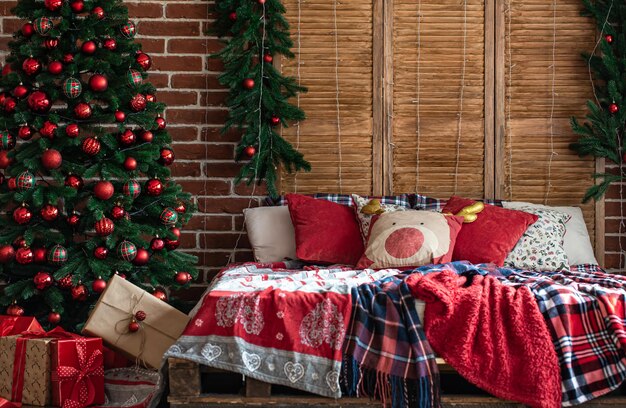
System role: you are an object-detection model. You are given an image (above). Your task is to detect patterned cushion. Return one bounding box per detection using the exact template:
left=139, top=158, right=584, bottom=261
left=352, top=194, right=411, bottom=242
left=413, top=196, right=504, bottom=211
left=266, top=193, right=412, bottom=208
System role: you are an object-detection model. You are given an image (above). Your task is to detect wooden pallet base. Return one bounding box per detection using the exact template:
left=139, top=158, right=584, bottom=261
left=168, top=358, right=626, bottom=408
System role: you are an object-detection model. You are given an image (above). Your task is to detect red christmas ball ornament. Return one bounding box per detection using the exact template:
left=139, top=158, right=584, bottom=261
left=263, top=53, right=273, bottom=63
left=33, top=247, right=47, bottom=263
left=150, top=237, right=165, bottom=251
left=1, top=65, right=11, bottom=76
left=3, top=98, right=16, bottom=113
left=244, top=146, right=256, bottom=157
left=228, top=11, right=237, bottom=21
left=82, top=137, right=100, bottom=156
left=0, top=131, right=15, bottom=150
left=140, top=130, right=153, bottom=143
left=7, top=177, right=16, bottom=190
left=145, top=178, right=163, bottom=196
left=63, top=53, right=74, bottom=64
left=41, top=149, right=62, bottom=170
left=71, top=284, right=88, bottom=301
left=129, top=94, right=147, bottom=112
left=145, top=94, right=155, bottom=103
left=13, top=237, right=26, bottom=248
left=48, top=60, right=63, bottom=75
left=13, top=206, right=32, bottom=225
left=7, top=304, right=24, bottom=316
left=65, top=174, right=83, bottom=190
left=40, top=204, right=59, bottom=221
left=270, top=115, right=281, bottom=126
left=135, top=310, right=146, bottom=321
left=123, top=157, right=137, bottom=171
left=114, top=110, right=125, bottom=122
left=605, top=34, right=614, bottom=44
left=13, top=84, right=28, bottom=98
left=89, top=74, right=108, bottom=92
left=18, top=126, right=32, bottom=140
left=40, top=121, right=58, bottom=139
left=242, top=78, right=255, bottom=89
left=111, top=205, right=125, bottom=220
left=175, top=271, right=192, bottom=285
left=57, top=275, right=73, bottom=289
left=171, top=227, right=181, bottom=239
left=45, top=0, right=63, bottom=11
left=34, top=271, right=53, bottom=290
left=103, top=38, right=117, bottom=51
left=92, top=277, right=106, bottom=293
left=44, top=38, right=59, bottom=49
left=258, top=0, right=266, bottom=4
left=22, top=23, right=34, bottom=37
left=155, top=116, right=166, bottom=130
left=152, top=289, right=167, bottom=301
left=174, top=202, right=186, bottom=214
left=66, top=212, right=80, bottom=227
left=15, top=246, right=33, bottom=264
left=74, top=102, right=92, bottom=119
left=136, top=53, right=152, bottom=70
left=48, top=311, right=61, bottom=325
left=94, top=180, right=114, bottom=200
left=118, top=129, right=135, bottom=146
left=128, top=321, right=140, bottom=332
left=0, top=245, right=15, bottom=263
left=70, top=0, right=84, bottom=12
left=95, top=217, right=114, bottom=236
left=164, top=237, right=180, bottom=250
left=65, top=123, right=79, bottom=138
left=22, top=57, right=41, bottom=76
left=93, top=246, right=108, bottom=259
left=81, top=40, right=97, bottom=55
left=159, top=148, right=175, bottom=165
left=92, top=6, right=105, bottom=19
left=28, top=91, right=51, bottom=113
left=609, top=103, right=619, bottom=115
left=132, top=248, right=150, bottom=266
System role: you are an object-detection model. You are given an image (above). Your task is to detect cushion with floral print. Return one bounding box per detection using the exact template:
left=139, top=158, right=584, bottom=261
left=504, top=206, right=570, bottom=271
left=352, top=194, right=410, bottom=243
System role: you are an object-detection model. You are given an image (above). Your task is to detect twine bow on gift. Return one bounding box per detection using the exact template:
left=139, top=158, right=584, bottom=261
left=56, top=338, right=103, bottom=408
left=113, top=293, right=147, bottom=366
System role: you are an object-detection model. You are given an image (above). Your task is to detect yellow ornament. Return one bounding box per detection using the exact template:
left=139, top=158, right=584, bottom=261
left=455, top=202, right=485, bottom=223
left=361, top=199, right=385, bottom=215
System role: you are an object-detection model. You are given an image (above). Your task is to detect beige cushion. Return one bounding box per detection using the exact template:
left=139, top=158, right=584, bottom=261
left=244, top=206, right=297, bottom=263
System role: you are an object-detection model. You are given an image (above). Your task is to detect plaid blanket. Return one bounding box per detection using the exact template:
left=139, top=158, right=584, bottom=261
left=342, top=273, right=440, bottom=408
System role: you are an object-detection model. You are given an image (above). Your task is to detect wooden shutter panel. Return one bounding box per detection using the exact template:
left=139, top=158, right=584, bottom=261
left=280, top=0, right=375, bottom=195
left=391, top=0, right=489, bottom=199
left=498, top=0, right=597, bottom=240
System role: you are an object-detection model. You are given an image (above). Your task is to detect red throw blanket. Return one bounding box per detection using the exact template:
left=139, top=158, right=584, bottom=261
left=408, top=270, right=561, bottom=408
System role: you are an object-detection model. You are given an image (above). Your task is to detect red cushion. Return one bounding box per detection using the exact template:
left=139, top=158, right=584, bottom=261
left=442, top=196, right=538, bottom=266
left=286, top=193, right=364, bottom=265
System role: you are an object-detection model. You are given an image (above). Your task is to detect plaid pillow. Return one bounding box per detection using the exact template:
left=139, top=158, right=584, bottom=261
left=266, top=193, right=412, bottom=208
left=412, top=195, right=503, bottom=211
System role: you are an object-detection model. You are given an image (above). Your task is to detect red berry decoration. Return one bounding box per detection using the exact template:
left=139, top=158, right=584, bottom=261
left=270, top=115, right=281, bottom=126
left=118, top=129, right=135, bottom=146
left=34, top=271, right=53, bottom=290
left=114, top=110, right=126, bottom=122
left=65, top=174, right=83, bottom=189
left=159, top=148, right=175, bottom=165
left=15, top=246, right=33, bottom=265
left=228, top=11, right=237, bottom=21
left=33, top=247, right=47, bottom=263
left=28, top=91, right=51, bottom=113
left=48, top=311, right=61, bottom=325
left=155, top=116, right=167, bottom=129
left=7, top=177, right=16, bottom=190
left=13, top=85, right=28, bottom=98
left=92, top=277, right=106, bottom=293
left=242, top=78, right=255, bottom=89
left=65, top=124, right=79, bottom=138
left=71, top=284, right=88, bottom=301
left=13, top=206, right=32, bottom=225
left=150, top=237, right=165, bottom=251
left=41, top=204, right=59, bottom=221
left=145, top=94, right=156, bottom=103
left=63, top=53, right=74, bottom=64
left=145, top=178, right=163, bottom=196
left=152, top=289, right=167, bottom=301
left=89, top=74, right=108, bottom=92
left=132, top=248, right=150, bottom=266
left=81, top=40, right=97, bottom=55
left=263, top=53, right=273, bottom=63
left=123, top=157, right=137, bottom=171
left=45, top=0, right=63, bottom=11
left=175, top=271, right=192, bottom=285
left=7, top=304, right=24, bottom=316
left=175, top=202, right=187, bottom=214
left=48, top=244, right=68, bottom=264
left=22, top=57, right=41, bottom=76
left=66, top=212, right=80, bottom=227
left=135, top=310, right=147, bottom=321
left=93, top=246, right=108, bottom=260
left=136, top=53, right=152, bottom=70
left=22, top=23, right=34, bottom=37
left=609, top=103, right=619, bottom=115
left=103, top=38, right=117, bottom=51
left=95, top=217, right=115, bottom=236
left=70, top=0, right=84, bottom=12
left=111, top=205, right=125, bottom=220
left=140, top=130, right=154, bottom=143
left=129, top=94, right=147, bottom=112
left=128, top=321, right=140, bottom=332
left=74, top=102, right=92, bottom=119
left=44, top=38, right=59, bottom=49
left=48, top=60, right=63, bottom=75
left=18, top=126, right=32, bottom=140
left=94, top=180, right=114, bottom=200
left=244, top=146, right=256, bottom=157
left=605, top=34, right=614, bottom=44
left=92, top=6, right=105, bottom=19
left=42, top=149, right=62, bottom=170
left=82, top=137, right=100, bottom=155
left=0, top=245, right=15, bottom=263
left=57, top=275, right=73, bottom=289
left=40, top=121, right=58, bottom=139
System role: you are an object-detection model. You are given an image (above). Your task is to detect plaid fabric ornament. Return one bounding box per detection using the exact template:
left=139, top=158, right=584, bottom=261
left=160, top=207, right=178, bottom=226
left=16, top=171, right=35, bottom=191
left=33, top=17, right=53, bottom=36
left=0, top=131, right=15, bottom=150
left=63, top=77, right=82, bottom=99
left=123, top=180, right=141, bottom=198
left=120, top=21, right=136, bottom=38
left=118, top=240, right=137, bottom=261
left=48, top=244, right=68, bottom=264
left=126, top=69, right=142, bottom=87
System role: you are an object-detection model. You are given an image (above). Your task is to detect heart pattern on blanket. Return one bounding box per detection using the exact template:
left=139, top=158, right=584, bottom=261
left=325, top=371, right=340, bottom=393
left=200, top=343, right=222, bottom=362
left=242, top=351, right=261, bottom=372
left=284, top=362, right=305, bottom=383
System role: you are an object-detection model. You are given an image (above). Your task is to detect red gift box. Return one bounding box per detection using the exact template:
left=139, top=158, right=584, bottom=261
left=0, top=316, right=44, bottom=336
left=103, top=346, right=132, bottom=370
left=49, top=329, right=105, bottom=408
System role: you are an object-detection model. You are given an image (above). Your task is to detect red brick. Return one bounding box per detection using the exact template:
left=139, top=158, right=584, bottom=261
left=172, top=74, right=223, bottom=89
left=201, top=91, right=228, bottom=107
left=152, top=56, right=203, bottom=72
left=127, top=2, right=163, bottom=18
left=168, top=126, right=198, bottom=142
left=204, top=162, right=243, bottom=178
left=199, top=233, right=250, bottom=250
left=198, top=197, right=260, bottom=214
left=170, top=162, right=202, bottom=177
left=138, top=21, right=200, bottom=37
left=178, top=180, right=231, bottom=196
left=137, top=38, right=166, bottom=54
left=202, top=127, right=242, bottom=143
left=165, top=3, right=209, bottom=18
left=158, top=90, right=197, bottom=106
left=173, top=143, right=210, bottom=160
left=168, top=39, right=216, bottom=54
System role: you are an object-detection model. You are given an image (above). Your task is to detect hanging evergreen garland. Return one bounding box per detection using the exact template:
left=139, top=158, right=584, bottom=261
left=212, top=0, right=311, bottom=197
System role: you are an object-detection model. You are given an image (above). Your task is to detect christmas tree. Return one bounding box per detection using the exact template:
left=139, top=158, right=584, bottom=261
left=213, top=0, right=310, bottom=196
left=570, top=0, right=625, bottom=201
left=0, top=0, right=197, bottom=331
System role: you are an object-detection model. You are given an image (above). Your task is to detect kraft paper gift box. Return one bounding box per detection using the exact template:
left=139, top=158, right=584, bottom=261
left=82, top=274, right=190, bottom=370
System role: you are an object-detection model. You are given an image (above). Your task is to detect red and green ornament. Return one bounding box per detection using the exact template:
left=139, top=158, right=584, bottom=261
left=160, top=207, right=178, bottom=226
left=33, top=17, right=53, bottom=36
left=118, top=240, right=137, bottom=261
left=127, top=69, right=143, bottom=87
left=0, top=131, right=15, bottom=150
left=120, top=21, right=136, bottom=38
left=16, top=171, right=35, bottom=191
left=48, top=244, right=68, bottom=264
left=63, top=78, right=82, bottom=99
left=123, top=180, right=141, bottom=199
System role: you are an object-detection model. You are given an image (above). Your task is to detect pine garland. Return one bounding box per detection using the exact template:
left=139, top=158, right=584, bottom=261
left=212, top=0, right=310, bottom=197
left=571, top=0, right=626, bottom=201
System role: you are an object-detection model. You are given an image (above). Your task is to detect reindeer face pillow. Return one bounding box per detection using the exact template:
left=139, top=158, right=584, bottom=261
left=356, top=210, right=464, bottom=269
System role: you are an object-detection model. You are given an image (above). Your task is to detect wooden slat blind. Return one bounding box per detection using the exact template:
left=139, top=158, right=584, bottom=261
left=392, top=0, right=488, bottom=199
left=497, top=0, right=597, bottom=241
left=280, top=0, right=375, bottom=195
